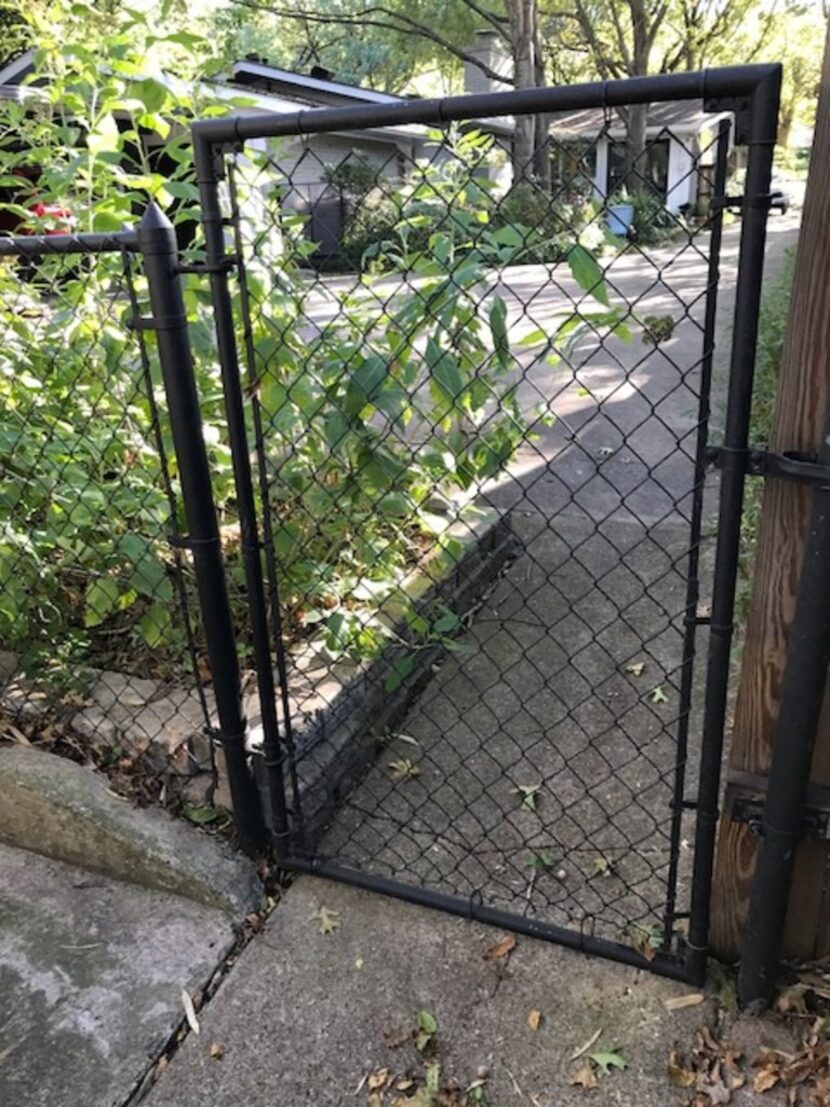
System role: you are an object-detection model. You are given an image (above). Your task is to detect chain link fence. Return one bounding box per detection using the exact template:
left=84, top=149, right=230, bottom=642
left=1, top=63, right=780, bottom=978
left=191, top=74, right=766, bottom=974
left=0, top=230, right=221, bottom=810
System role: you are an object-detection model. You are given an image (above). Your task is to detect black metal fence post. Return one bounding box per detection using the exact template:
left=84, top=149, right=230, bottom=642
left=192, top=136, right=291, bottom=856
left=686, top=65, right=782, bottom=985
left=137, top=202, right=265, bottom=854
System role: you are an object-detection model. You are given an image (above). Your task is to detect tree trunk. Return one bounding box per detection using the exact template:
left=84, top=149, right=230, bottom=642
left=532, top=18, right=551, bottom=188
left=622, top=102, right=648, bottom=190
left=710, top=24, right=830, bottom=962
left=506, top=0, right=539, bottom=184
left=624, top=0, right=652, bottom=188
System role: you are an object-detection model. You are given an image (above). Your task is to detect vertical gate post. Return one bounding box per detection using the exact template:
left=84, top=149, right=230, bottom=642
left=192, top=135, right=291, bottom=856
left=685, top=64, right=781, bottom=986
left=137, top=202, right=265, bottom=855
left=712, top=23, right=830, bottom=978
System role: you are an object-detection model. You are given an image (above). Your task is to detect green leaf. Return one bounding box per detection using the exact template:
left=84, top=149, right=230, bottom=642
left=567, top=245, right=609, bottom=305
left=119, top=534, right=173, bottom=602
left=183, top=803, right=222, bottom=825
left=84, top=578, right=121, bottom=627
left=489, top=295, right=510, bottom=369
left=518, top=327, right=547, bottom=348
left=427, top=338, right=464, bottom=411
left=139, top=601, right=172, bottom=647
left=432, top=610, right=459, bottom=635
left=385, top=653, right=416, bottom=692
left=589, top=1051, right=628, bottom=1075
left=528, top=850, right=556, bottom=872
left=343, top=356, right=388, bottom=416
left=512, top=783, right=542, bottom=811
left=418, top=1009, right=438, bottom=1034
left=132, top=77, right=169, bottom=113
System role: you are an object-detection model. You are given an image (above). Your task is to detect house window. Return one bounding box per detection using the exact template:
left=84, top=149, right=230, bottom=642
left=607, top=137, right=670, bottom=197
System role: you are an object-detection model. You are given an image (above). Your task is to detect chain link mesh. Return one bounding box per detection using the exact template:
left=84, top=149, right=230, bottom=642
left=215, top=105, right=732, bottom=956
left=0, top=239, right=218, bottom=807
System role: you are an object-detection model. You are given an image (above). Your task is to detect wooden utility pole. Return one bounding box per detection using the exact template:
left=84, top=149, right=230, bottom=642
left=711, top=21, right=830, bottom=961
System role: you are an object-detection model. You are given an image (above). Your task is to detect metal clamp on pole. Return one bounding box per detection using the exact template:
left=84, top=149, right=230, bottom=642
left=707, top=445, right=830, bottom=488
left=137, top=202, right=266, bottom=855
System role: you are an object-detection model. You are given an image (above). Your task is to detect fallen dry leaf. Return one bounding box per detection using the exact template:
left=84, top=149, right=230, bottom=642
left=753, top=1066, right=781, bottom=1094
left=528, top=1009, right=542, bottom=1031
left=667, top=1050, right=695, bottom=1088
left=209, top=1042, right=223, bottom=1060
left=181, top=989, right=200, bottom=1036
left=664, top=993, right=705, bottom=1011
left=384, top=1026, right=409, bottom=1049
left=368, top=1068, right=390, bottom=1091
left=484, top=935, right=517, bottom=960
left=571, top=1061, right=598, bottom=1090
left=310, top=905, right=340, bottom=934
left=388, top=757, right=420, bottom=781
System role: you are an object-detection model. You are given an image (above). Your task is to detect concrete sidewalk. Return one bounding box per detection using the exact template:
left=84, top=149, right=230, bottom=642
left=0, top=843, right=236, bottom=1107
left=145, top=876, right=785, bottom=1107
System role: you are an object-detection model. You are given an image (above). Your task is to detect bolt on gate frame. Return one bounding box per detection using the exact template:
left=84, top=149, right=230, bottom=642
left=186, top=65, right=781, bottom=984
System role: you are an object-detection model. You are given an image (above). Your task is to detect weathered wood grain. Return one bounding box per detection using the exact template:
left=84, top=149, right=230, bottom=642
left=710, top=24, right=830, bottom=961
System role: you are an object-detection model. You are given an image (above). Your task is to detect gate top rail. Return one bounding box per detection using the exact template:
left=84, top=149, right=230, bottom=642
left=192, top=63, right=781, bottom=146
left=0, top=229, right=139, bottom=258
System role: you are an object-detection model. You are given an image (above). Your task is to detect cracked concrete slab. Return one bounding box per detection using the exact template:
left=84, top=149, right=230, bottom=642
left=0, top=843, right=235, bottom=1107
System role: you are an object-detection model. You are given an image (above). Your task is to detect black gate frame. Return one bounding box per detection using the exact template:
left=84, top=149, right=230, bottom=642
left=191, top=64, right=782, bottom=985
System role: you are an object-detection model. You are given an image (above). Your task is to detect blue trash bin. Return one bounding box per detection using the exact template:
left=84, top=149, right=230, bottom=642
left=607, top=202, right=634, bottom=237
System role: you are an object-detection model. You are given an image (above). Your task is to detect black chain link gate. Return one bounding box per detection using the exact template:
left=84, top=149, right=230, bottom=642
left=191, top=65, right=781, bottom=982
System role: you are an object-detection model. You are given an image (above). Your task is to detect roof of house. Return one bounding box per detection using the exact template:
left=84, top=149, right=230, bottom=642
left=230, top=59, right=405, bottom=109
left=226, top=57, right=513, bottom=140
left=0, top=49, right=36, bottom=88
left=206, top=80, right=426, bottom=145
left=549, top=102, right=728, bottom=139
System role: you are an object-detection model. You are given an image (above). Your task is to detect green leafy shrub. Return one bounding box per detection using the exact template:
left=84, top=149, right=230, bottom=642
left=0, top=9, right=620, bottom=690
left=629, top=188, right=679, bottom=245
left=494, top=181, right=599, bottom=264
left=736, top=249, right=796, bottom=623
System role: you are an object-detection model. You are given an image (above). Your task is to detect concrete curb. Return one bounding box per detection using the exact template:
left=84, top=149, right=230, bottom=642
left=268, top=508, right=520, bottom=846
left=0, top=745, right=263, bottom=917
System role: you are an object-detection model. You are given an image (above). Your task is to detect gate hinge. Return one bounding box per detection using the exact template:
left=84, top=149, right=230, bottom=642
left=710, top=195, right=746, bottom=214
left=727, top=771, right=830, bottom=841
left=710, top=193, right=786, bottom=215
left=730, top=795, right=830, bottom=841
left=706, top=446, right=830, bottom=489
left=704, top=94, right=751, bottom=145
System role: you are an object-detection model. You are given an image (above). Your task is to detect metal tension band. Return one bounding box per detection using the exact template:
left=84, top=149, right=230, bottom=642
left=706, top=446, right=830, bottom=489
left=175, top=255, right=238, bottom=276
left=168, top=533, right=222, bottom=550
left=126, top=313, right=186, bottom=333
